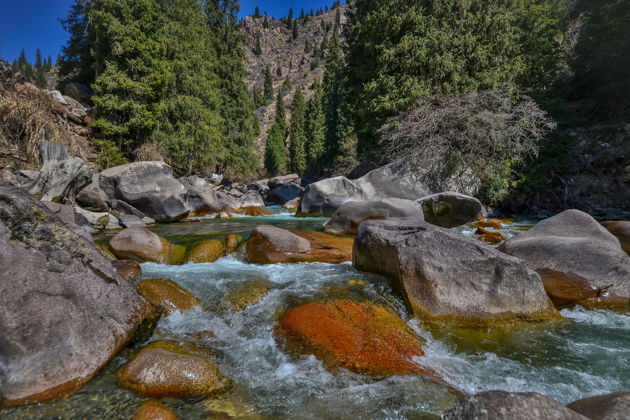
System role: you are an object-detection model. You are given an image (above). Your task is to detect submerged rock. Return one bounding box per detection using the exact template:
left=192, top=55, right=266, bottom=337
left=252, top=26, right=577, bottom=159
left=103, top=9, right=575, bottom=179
left=443, top=391, right=587, bottom=420
left=353, top=218, right=558, bottom=324
left=186, top=239, right=225, bottom=263
left=133, top=400, right=178, bottom=420
left=567, top=392, right=630, bottom=420
left=242, top=206, right=273, bottom=216
left=417, top=191, right=483, bottom=228
left=111, top=259, right=142, bottom=281
left=278, top=300, right=435, bottom=378
left=117, top=341, right=230, bottom=399
left=100, top=161, right=189, bottom=222
left=0, top=186, right=154, bottom=407
left=323, top=198, right=424, bottom=235
left=499, top=210, right=630, bottom=308
left=225, top=281, right=270, bottom=312
left=136, top=278, right=201, bottom=314
left=109, top=226, right=171, bottom=263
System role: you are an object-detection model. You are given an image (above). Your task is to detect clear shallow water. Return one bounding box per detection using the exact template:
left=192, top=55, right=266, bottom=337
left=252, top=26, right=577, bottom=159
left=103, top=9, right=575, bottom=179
left=5, top=215, right=630, bottom=419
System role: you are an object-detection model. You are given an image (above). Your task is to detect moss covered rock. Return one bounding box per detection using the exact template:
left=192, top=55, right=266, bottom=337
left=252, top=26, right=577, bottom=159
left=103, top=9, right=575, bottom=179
left=136, top=279, right=201, bottom=314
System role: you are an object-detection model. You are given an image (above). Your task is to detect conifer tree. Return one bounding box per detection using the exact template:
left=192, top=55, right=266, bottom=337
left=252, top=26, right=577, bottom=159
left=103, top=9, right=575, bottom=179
left=263, top=14, right=269, bottom=29
left=286, top=7, right=294, bottom=29
left=34, top=48, right=47, bottom=88
left=254, top=6, right=261, bottom=18
left=252, top=85, right=264, bottom=108
left=292, top=19, right=299, bottom=40
left=263, top=65, right=274, bottom=101
left=305, top=80, right=326, bottom=167
left=275, top=90, right=287, bottom=134
left=264, top=123, right=288, bottom=176
left=58, top=0, right=95, bottom=88
left=299, top=9, right=305, bottom=19
left=254, top=35, right=263, bottom=55
left=17, top=49, right=34, bottom=82
left=289, top=86, right=307, bottom=173
left=45, top=56, right=53, bottom=71
left=323, top=33, right=352, bottom=158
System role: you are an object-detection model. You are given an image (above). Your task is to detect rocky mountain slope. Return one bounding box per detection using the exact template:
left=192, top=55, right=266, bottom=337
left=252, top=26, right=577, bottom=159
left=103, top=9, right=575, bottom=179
left=241, top=5, right=347, bottom=157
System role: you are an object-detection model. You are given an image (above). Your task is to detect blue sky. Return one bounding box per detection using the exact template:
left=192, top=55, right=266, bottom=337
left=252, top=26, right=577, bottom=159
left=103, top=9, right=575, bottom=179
left=0, top=0, right=340, bottom=63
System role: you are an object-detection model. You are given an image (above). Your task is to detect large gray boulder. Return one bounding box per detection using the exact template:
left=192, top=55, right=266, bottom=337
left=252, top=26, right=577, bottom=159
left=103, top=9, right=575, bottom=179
left=42, top=201, right=94, bottom=240
left=268, top=174, right=300, bottom=189
left=76, top=174, right=111, bottom=212
left=353, top=218, right=558, bottom=324
left=266, top=184, right=303, bottom=205
left=567, top=392, right=630, bottom=420
left=498, top=210, right=630, bottom=308
left=298, top=176, right=365, bottom=217
left=323, top=198, right=424, bottom=235
left=0, top=186, right=154, bottom=407
left=239, top=190, right=265, bottom=208
left=180, top=176, right=237, bottom=217
left=418, top=191, right=483, bottom=228
left=99, top=162, right=189, bottom=223
left=29, top=141, right=92, bottom=202
left=443, top=391, right=588, bottom=420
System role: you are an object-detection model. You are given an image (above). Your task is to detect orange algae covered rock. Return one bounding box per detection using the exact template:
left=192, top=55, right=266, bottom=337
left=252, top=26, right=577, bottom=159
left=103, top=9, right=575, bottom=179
left=133, top=400, right=178, bottom=420
left=136, top=278, right=201, bottom=314
left=278, top=300, right=435, bottom=378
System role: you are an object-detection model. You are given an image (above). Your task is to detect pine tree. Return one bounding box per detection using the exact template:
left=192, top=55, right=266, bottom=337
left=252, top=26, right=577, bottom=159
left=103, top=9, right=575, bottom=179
left=304, top=40, right=312, bottom=54
left=58, top=0, right=95, bottom=88
left=292, top=19, right=299, bottom=40
left=45, top=56, right=53, bottom=70
left=289, top=86, right=307, bottom=173
left=287, top=7, right=294, bottom=29
left=254, top=6, right=261, bottom=18
left=305, top=80, right=326, bottom=168
left=17, top=49, right=34, bottom=82
left=334, top=7, right=341, bottom=30
left=323, top=33, right=352, bottom=158
left=34, top=48, right=47, bottom=88
left=263, top=65, right=274, bottom=102
left=275, top=90, right=287, bottom=134
left=299, top=9, right=305, bottom=19
left=319, top=34, right=329, bottom=59
left=254, top=35, right=263, bottom=55
left=281, top=77, right=292, bottom=95
left=263, top=14, right=269, bottom=29
left=252, top=85, right=264, bottom=108
left=264, top=123, right=288, bottom=176
left=205, top=0, right=260, bottom=177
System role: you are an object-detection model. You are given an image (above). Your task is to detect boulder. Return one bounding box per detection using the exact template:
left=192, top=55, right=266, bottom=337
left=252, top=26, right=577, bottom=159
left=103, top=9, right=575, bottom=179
left=225, top=281, right=269, bottom=312
left=601, top=221, right=630, bottom=254
left=297, top=176, right=365, bottom=217
left=266, top=184, right=303, bottom=205
left=29, top=141, right=92, bottom=202
left=14, top=170, right=39, bottom=189
left=0, top=169, right=17, bottom=186
left=0, top=186, right=154, bottom=407
left=283, top=198, right=300, bottom=210
left=247, top=180, right=269, bottom=194
left=117, top=213, right=147, bottom=228
left=498, top=210, right=630, bottom=308
left=323, top=198, right=424, bottom=235
left=268, top=174, right=300, bottom=189
left=246, top=227, right=353, bottom=265
left=278, top=300, right=435, bottom=378
left=186, top=239, right=225, bottom=263
left=133, top=400, right=178, bottom=420
left=417, top=191, right=483, bottom=228
left=49, top=90, right=68, bottom=105
left=109, top=226, right=171, bottom=263
left=567, top=392, right=630, bottom=420
left=110, top=198, right=146, bottom=218
left=239, top=190, right=265, bottom=208
left=112, top=260, right=142, bottom=281
left=42, top=201, right=94, bottom=240
left=74, top=207, right=110, bottom=231
left=64, top=82, right=93, bottom=103
left=100, top=162, right=189, bottom=222
left=443, top=391, right=587, bottom=420
left=353, top=219, right=558, bottom=324
left=76, top=175, right=110, bottom=212
left=180, top=176, right=233, bottom=217
left=136, top=279, right=201, bottom=314
left=117, top=341, right=230, bottom=398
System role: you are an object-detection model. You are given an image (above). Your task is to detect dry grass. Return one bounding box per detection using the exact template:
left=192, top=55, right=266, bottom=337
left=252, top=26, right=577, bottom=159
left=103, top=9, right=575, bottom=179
left=0, top=88, right=90, bottom=169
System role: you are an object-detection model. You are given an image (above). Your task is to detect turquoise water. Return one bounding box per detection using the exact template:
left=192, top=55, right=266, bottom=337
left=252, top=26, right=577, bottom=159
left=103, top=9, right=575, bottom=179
left=4, top=214, right=630, bottom=419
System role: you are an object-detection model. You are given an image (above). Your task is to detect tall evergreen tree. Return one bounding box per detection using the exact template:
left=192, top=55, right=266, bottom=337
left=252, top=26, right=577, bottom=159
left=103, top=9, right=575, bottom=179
left=292, top=19, right=299, bottom=40
left=305, top=80, right=326, bottom=168
left=289, top=86, right=307, bottom=173
left=275, top=90, right=287, bottom=135
left=264, top=123, right=288, bottom=176
left=263, top=65, right=274, bottom=101
left=205, top=0, right=259, bottom=176
left=58, top=0, right=95, bottom=88
left=34, top=48, right=47, bottom=88
left=254, top=35, right=263, bottom=55
left=254, top=6, right=261, bottom=18
left=287, top=7, right=294, bottom=28
left=17, top=49, right=34, bottom=82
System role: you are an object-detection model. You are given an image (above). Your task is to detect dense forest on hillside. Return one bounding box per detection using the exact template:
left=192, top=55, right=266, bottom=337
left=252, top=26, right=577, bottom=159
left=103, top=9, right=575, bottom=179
left=6, top=0, right=629, bottom=207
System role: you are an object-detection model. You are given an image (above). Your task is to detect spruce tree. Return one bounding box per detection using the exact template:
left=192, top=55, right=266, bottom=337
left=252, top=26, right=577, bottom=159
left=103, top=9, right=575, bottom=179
left=305, top=80, right=326, bottom=168
left=254, top=6, right=261, bottom=18
left=323, top=33, right=352, bottom=159
left=34, top=48, right=47, bottom=88
left=289, top=86, right=307, bottom=173
left=292, top=20, right=299, bottom=40
left=58, top=0, right=95, bottom=88
left=254, top=35, right=263, bottom=55
left=263, top=65, right=274, bottom=102
left=286, top=7, right=294, bottom=29
left=264, top=123, right=288, bottom=176
left=275, top=90, right=287, bottom=134
left=17, top=49, right=34, bottom=82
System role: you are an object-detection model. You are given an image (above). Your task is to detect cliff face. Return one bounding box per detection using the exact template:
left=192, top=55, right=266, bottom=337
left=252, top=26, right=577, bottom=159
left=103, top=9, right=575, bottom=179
left=241, top=6, right=347, bottom=159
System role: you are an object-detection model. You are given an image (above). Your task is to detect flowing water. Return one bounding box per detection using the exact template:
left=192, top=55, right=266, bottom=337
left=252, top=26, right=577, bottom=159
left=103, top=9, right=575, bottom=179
left=5, top=211, right=630, bottom=419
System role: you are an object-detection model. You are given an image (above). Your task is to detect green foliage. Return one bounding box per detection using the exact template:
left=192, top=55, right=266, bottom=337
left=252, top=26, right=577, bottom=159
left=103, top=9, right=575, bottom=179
left=275, top=90, right=287, bottom=134
left=58, top=0, right=95, bottom=88
left=93, top=138, right=128, bottom=171
left=264, top=123, right=288, bottom=176
left=263, top=65, right=274, bottom=102
left=345, top=0, right=565, bottom=153
left=252, top=86, right=264, bottom=108
left=289, top=86, right=307, bottom=173
left=292, top=19, right=299, bottom=40
left=254, top=35, right=262, bottom=55
left=305, top=80, right=326, bottom=168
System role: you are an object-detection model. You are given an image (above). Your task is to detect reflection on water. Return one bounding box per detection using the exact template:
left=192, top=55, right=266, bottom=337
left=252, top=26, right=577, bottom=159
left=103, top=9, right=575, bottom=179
left=4, top=215, right=630, bottom=419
